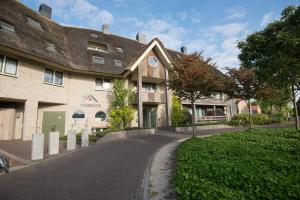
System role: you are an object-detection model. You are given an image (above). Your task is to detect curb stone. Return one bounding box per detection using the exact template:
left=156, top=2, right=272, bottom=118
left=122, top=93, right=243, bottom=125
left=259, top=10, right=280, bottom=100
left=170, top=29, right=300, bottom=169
left=144, top=134, right=213, bottom=200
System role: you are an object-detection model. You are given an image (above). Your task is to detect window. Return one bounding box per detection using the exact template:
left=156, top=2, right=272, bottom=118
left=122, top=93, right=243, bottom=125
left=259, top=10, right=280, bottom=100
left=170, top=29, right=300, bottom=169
left=44, top=68, right=63, bottom=86
left=90, top=33, right=98, bottom=38
left=0, top=20, right=15, bottom=33
left=27, top=17, right=42, bottom=30
left=95, top=78, right=112, bottom=91
left=87, top=42, right=109, bottom=53
left=46, top=42, right=56, bottom=53
left=0, top=55, right=3, bottom=72
left=92, top=56, right=105, bottom=64
left=4, top=57, right=18, bottom=75
left=95, top=111, right=106, bottom=122
left=72, top=111, right=85, bottom=122
left=148, top=56, right=158, bottom=67
left=143, top=82, right=157, bottom=92
left=0, top=55, right=18, bottom=76
left=114, top=59, right=122, bottom=67
left=116, top=47, right=123, bottom=53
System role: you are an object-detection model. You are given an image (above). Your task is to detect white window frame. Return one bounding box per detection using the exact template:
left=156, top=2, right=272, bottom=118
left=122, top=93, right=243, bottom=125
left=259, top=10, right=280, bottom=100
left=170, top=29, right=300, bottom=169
left=92, top=56, right=105, bottom=64
left=27, top=17, right=43, bottom=30
left=95, top=78, right=112, bottom=91
left=116, top=47, right=124, bottom=53
left=43, top=68, right=64, bottom=86
left=0, top=55, right=19, bottom=77
left=114, top=59, right=122, bottom=67
left=0, top=20, right=15, bottom=33
left=87, top=43, right=109, bottom=53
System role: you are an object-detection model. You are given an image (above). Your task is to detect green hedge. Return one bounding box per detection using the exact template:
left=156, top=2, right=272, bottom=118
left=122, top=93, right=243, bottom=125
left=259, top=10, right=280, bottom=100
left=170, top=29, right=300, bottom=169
left=229, top=113, right=281, bottom=126
left=174, top=128, right=300, bottom=199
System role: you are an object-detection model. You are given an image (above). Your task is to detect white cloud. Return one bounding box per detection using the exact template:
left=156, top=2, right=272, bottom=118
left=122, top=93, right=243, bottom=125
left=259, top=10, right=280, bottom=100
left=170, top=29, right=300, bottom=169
left=178, top=10, right=201, bottom=24
left=143, top=19, right=186, bottom=49
left=225, top=7, right=246, bottom=20
left=118, top=17, right=144, bottom=27
left=40, top=0, right=113, bottom=29
left=261, top=12, right=275, bottom=27
left=212, top=23, right=248, bottom=37
left=109, top=0, right=133, bottom=8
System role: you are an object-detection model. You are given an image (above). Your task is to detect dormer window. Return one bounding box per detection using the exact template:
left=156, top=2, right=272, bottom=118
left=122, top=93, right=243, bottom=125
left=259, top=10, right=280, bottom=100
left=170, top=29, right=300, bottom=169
left=87, top=42, right=109, bottom=53
left=90, top=33, right=98, bottom=38
left=46, top=42, right=56, bottom=53
left=92, top=56, right=105, bottom=64
left=114, top=59, right=122, bottom=67
left=0, top=20, right=15, bottom=33
left=27, top=17, right=42, bottom=30
left=116, top=47, right=124, bottom=53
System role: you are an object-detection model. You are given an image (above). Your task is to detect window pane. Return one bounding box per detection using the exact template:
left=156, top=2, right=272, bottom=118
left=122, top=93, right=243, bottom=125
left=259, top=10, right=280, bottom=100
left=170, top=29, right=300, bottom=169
left=54, top=71, right=63, bottom=85
left=4, top=57, right=17, bottom=75
left=0, top=21, right=15, bottom=33
left=72, top=111, right=85, bottom=118
left=72, top=111, right=85, bottom=123
left=95, top=111, right=106, bottom=121
left=0, top=55, right=3, bottom=72
left=92, top=56, right=105, bottom=64
left=103, top=79, right=111, bottom=90
left=95, top=78, right=103, bottom=90
left=44, top=68, right=54, bottom=83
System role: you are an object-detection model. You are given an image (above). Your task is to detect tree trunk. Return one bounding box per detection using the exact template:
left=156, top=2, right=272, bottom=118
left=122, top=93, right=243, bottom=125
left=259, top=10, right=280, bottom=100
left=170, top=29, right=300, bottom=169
left=191, top=101, right=196, bottom=136
left=248, top=98, right=253, bottom=129
left=292, top=84, right=299, bottom=130
left=270, top=104, right=273, bottom=119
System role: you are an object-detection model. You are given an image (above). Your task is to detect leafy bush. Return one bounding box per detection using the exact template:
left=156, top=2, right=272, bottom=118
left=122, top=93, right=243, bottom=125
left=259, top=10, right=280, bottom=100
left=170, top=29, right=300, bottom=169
left=174, top=128, right=300, bottom=199
left=171, top=96, right=191, bottom=126
left=108, top=79, right=135, bottom=129
left=229, top=113, right=280, bottom=126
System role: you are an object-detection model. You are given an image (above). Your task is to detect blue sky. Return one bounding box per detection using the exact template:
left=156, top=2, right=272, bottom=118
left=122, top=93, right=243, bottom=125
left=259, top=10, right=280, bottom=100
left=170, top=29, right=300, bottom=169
left=21, top=0, right=298, bottom=71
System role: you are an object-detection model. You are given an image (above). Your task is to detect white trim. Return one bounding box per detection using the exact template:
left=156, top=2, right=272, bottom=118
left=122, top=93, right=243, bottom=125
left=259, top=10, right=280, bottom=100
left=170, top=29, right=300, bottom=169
left=124, top=40, right=171, bottom=77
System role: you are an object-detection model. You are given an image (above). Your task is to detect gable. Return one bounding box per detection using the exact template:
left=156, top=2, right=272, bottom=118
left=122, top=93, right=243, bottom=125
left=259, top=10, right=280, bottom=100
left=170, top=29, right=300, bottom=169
left=123, top=39, right=171, bottom=77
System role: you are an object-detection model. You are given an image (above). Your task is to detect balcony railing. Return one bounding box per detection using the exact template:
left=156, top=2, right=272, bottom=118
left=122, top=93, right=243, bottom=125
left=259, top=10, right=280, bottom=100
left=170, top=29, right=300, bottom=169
left=132, top=91, right=166, bottom=104
left=196, top=116, right=227, bottom=121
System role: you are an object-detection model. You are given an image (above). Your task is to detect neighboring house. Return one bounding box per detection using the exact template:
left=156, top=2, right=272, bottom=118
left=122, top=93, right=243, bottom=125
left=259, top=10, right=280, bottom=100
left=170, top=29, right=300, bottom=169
left=0, top=0, right=236, bottom=140
left=236, top=100, right=261, bottom=115
left=182, top=93, right=237, bottom=122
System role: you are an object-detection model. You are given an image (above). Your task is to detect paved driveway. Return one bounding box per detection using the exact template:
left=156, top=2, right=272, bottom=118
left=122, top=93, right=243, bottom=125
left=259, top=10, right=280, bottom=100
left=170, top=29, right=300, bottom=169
left=0, top=132, right=186, bottom=200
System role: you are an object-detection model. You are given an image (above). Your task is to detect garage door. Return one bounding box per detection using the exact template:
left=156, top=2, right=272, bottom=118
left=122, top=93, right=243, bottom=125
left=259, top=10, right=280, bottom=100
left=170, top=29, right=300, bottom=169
left=0, top=105, right=16, bottom=140
left=42, top=111, right=65, bottom=136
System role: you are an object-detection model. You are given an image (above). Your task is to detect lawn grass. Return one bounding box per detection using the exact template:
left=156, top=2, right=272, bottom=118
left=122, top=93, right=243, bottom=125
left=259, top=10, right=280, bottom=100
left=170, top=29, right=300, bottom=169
left=174, top=128, right=300, bottom=200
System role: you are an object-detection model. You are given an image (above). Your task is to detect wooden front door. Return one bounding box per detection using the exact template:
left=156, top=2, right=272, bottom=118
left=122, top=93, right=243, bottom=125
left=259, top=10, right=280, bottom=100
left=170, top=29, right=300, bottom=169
left=0, top=105, right=16, bottom=140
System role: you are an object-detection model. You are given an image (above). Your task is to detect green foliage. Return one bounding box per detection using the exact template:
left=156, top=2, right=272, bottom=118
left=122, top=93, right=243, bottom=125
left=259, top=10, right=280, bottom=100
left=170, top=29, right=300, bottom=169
left=174, top=128, right=300, bottom=200
left=171, top=96, right=190, bottom=127
left=229, top=113, right=281, bottom=126
left=108, top=79, right=135, bottom=130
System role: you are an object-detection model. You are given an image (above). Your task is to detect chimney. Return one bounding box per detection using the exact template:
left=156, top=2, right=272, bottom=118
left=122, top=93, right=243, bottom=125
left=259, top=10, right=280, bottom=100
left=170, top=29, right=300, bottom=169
left=102, top=24, right=109, bottom=34
left=136, top=32, right=146, bottom=44
left=39, top=4, right=52, bottom=19
left=181, top=46, right=187, bottom=54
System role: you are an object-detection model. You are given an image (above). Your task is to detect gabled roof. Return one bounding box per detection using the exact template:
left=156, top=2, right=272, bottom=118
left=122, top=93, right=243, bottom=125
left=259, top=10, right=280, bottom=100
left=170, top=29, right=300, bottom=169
left=0, top=0, right=225, bottom=78
left=0, top=0, right=151, bottom=76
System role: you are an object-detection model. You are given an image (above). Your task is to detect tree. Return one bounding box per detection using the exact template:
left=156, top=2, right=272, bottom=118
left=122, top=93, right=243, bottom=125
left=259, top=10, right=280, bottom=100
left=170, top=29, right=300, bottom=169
left=227, top=67, right=259, bottom=128
left=171, top=96, right=190, bottom=127
left=237, top=5, right=300, bottom=129
left=168, top=52, right=221, bottom=135
left=108, top=79, right=135, bottom=130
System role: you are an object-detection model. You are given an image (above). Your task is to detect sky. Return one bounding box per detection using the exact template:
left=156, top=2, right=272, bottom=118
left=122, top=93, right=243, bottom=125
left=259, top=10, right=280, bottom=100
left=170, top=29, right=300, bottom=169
left=21, top=0, right=299, bottom=71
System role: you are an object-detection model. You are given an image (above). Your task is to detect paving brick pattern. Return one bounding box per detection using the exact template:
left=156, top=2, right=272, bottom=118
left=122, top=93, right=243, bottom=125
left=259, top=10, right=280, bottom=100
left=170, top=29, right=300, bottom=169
left=0, top=133, right=185, bottom=200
